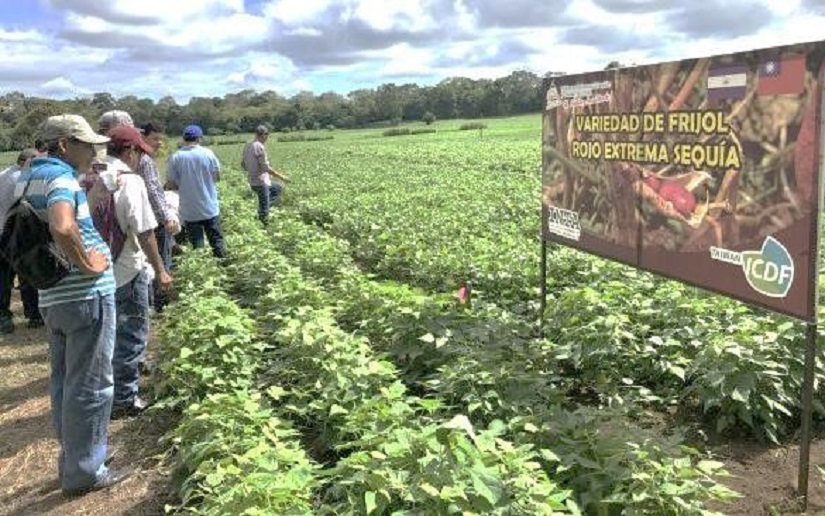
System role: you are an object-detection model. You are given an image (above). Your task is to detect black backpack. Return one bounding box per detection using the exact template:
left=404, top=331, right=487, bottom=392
left=0, top=177, right=72, bottom=289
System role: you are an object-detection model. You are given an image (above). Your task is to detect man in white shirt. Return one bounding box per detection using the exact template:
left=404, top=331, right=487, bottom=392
left=84, top=125, right=172, bottom=418
left=0, top=148, right=43, bottom=332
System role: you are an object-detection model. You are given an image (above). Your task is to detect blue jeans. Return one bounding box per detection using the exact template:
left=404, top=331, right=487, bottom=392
left=41, top=293, right=115, bottom=491
left=185, top=216, right=226, bottom=258
left=151, top=226, right=172, bottom=312
left=114, top=270, right=150, bottom=407
left=155, top=225, right=172, bottom=272
left=251, top=184, right=283, bottom=223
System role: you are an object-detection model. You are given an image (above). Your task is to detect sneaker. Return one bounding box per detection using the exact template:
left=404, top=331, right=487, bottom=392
left=0, top=316, right=13, bottom=334
left=62, top=468, right=133, bottom=497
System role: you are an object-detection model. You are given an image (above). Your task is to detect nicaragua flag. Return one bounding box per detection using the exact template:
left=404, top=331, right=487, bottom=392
left=707, top=63, right=747, bottom=102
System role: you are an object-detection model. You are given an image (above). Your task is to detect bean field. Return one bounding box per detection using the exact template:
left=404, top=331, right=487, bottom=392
left=158, top=115, right=825, bottom=514
left=9, top=116, right=825, bottom=514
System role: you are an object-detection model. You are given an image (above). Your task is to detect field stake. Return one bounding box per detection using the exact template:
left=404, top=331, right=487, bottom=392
left=797, top=321, right=818, bottom=510
left=539, top=239, right=548, bottom=339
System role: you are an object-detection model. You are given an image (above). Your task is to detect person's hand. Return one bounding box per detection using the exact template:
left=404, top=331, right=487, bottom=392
left=157, top=270, right=173, bottom=292
left=85, top=247, right=109, bottom=275
left=164, top=219, right=181, bottom=235
left=163, top=218, right=180, bottom=236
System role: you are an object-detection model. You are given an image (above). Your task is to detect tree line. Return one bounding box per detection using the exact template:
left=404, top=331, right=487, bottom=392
left=0, top=70, right=545, bottom=152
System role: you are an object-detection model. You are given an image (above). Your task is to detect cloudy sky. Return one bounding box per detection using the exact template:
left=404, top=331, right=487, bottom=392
left=1, top=0, right=825, bottom=102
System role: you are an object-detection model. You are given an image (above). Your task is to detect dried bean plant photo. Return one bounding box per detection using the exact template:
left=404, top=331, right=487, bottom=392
left=543, top=46, right=821, bottom=253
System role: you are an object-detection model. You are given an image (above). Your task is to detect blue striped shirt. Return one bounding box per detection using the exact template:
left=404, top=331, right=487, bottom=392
left=15, top=157, right=116, bottom=307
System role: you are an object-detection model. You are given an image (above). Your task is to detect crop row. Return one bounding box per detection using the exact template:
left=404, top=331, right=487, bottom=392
left=153, top=250, right=317, bottom=514
left=212, top=178, right=738, bottom=514
left=224, top=187, right=579, bottom=514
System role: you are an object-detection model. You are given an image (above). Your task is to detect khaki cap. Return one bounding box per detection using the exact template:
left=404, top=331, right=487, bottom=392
left=40, top=114, right=110, bottom=145
left=98, top=110, right=134, bottom=133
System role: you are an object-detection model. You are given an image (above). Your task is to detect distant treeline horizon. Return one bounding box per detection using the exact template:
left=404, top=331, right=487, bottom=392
left=0, top=70, right=555, bottom=152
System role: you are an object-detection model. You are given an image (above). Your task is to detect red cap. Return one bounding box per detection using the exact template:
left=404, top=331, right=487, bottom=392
left=108, top=125, right=153, bottom=155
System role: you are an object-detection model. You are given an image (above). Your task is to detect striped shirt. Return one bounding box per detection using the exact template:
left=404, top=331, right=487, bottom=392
left=15, top=157, right=116, bottom=308
left=136, top=153, right=169, bottom=224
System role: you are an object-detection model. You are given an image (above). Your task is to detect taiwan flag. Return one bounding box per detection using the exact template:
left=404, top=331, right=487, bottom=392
left=757, top=54, right=806, bottom=96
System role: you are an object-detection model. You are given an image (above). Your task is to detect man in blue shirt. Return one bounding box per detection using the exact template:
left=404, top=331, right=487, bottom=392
left=166, top=125, right=225, bottom=258
left=19, top=114, right=129, bottom=495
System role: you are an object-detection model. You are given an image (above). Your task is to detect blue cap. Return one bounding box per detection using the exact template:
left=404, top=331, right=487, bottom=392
left=183, top=124, right=203, bottom=139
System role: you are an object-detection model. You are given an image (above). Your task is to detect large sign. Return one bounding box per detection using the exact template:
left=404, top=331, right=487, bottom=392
left=542, top=41, right=825, bottom=321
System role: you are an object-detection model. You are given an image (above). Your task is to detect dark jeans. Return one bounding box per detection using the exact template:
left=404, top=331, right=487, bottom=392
left=114, top=270, right=150, bottom=407
left=151, top=225, right=172, bottom=312
left=185, top=216, right=226, bottom=258
left=0, top=254, right=40, bottom=321
left=251, top=183, right=283, bottom=224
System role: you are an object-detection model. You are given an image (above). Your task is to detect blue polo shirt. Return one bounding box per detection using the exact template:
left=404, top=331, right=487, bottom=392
left=167, top=144, right=221, bottom=222
left=15, top=157, right=116, bottom=307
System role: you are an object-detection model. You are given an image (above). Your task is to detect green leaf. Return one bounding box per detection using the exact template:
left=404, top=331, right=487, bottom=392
left=419, top=482, right=440, bottom=497
left=330, top=404, right=349, bottom=416
left=471, top=471, right=502, bottom=507
left=419, top=333, right=436, bottom=343
left=697, top=460, right=726, bottom=475
left=442, top=414, right=476, bottom=440
left=365, top=491, right=377, bottom=514
left=540, top=449, right=561, bottom=462
left=180, top=347, right=194, bottom=359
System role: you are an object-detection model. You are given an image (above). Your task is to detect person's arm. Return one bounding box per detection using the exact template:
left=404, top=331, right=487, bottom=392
left=48, top=201, right=108, bottom=275
left=137, top=230, right=172, bottom=290
left=166, top=155, right=179, bottom=189
left=268, top=165, right=290, bottom=182
left=124, top=177, right=173, bottom=289
left=137, top=155, right=170, bottom=224
left=212, top=154, right=221, bottom=182
left=257, top=145, right=289, bottom=182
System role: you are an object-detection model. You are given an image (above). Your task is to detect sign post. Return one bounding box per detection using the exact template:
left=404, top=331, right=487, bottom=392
left=541, top=40, right=825, bottom=507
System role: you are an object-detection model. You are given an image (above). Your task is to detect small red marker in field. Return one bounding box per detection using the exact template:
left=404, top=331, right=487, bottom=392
left=456, top=283, right=470, bottom=303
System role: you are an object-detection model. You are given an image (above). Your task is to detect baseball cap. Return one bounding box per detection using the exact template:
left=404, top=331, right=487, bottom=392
left=182, top=125, right=203, bottom=139
left=40, top=114, right=110, bottom=145
left=98, top=110, right=134, bottom=133
left=108, top=125, right=153, bottom=154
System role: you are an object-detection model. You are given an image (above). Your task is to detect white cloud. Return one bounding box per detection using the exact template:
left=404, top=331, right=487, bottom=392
left=284, top=27, right=323, bottom=37
left=263, top=0, right=333, bottom=25
left=352, top=0, right=437, bottom=32
left=377, top=43, right=435, bottom=75
left=1, top=0, right=825, bottom=102
left=40, top=76, right=91, bottom=96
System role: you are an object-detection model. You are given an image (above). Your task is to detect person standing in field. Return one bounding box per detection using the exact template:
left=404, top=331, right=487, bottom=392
left=0, top=148, right=44, bottom=333
left=166, top=124, right=225, bottom=258
left=83, top=125, right=173, bottom=419
left=137, top=122, right=177, bottom=312
left=18, top=114, right=128, bottom=495
left=241, top=124, right=289, bottom=226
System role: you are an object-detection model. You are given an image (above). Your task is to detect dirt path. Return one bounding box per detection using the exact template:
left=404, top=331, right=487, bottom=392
left=0, top=292, right=170, bottom=516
